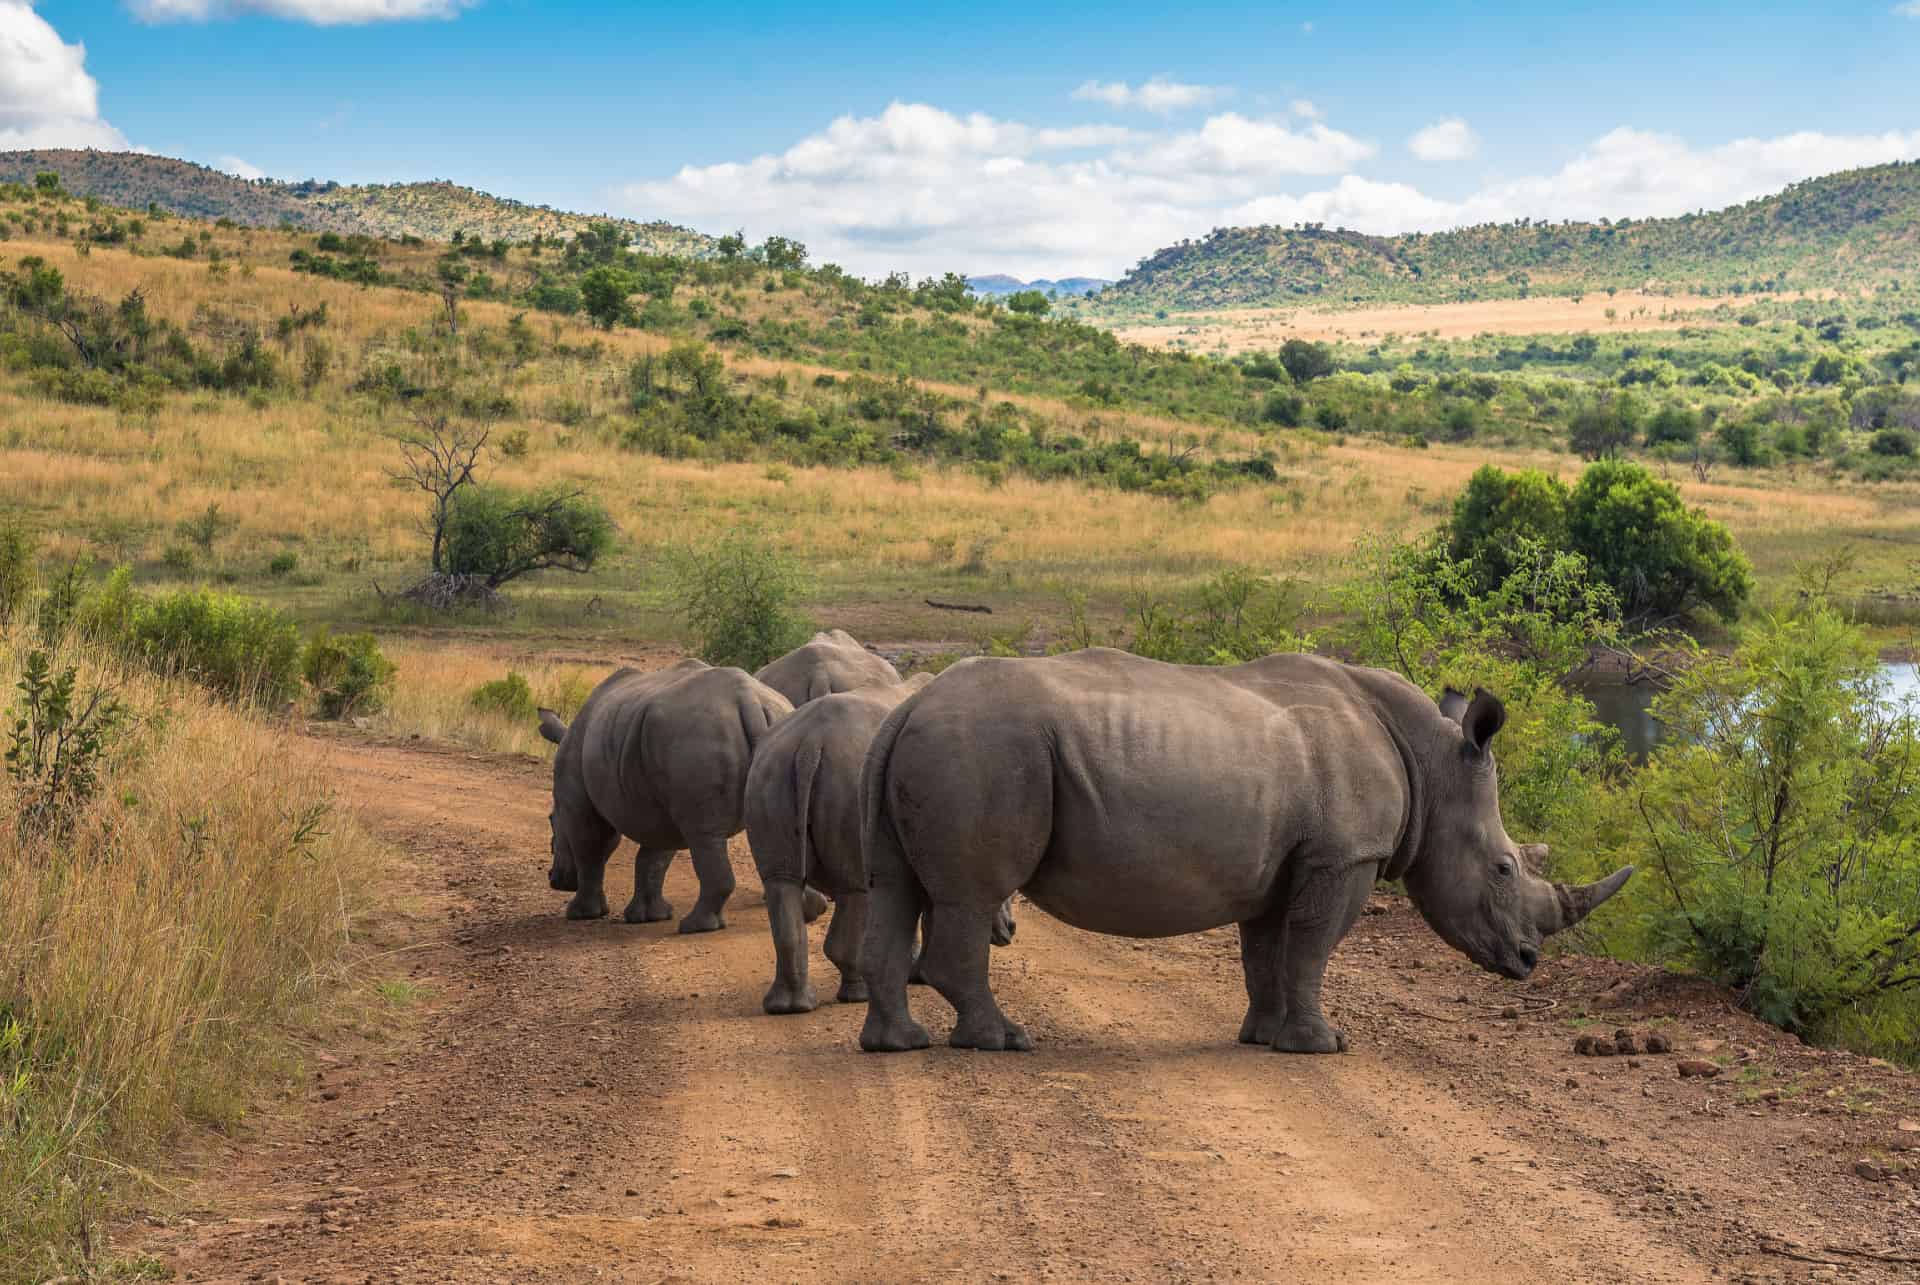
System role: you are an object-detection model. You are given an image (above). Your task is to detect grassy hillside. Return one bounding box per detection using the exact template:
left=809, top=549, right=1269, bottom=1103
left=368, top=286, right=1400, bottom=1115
left=1096, top=162, right=1920, bottom=311
left=0, top=149, right=712, bottom=257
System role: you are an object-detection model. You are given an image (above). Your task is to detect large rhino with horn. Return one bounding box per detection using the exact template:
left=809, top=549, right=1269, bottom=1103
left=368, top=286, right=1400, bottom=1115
left=538, top=660, right=807, bottom=933
left=743, top=674, right=1012, bottom=1015
left=753, top=629, right=901, bottom=708
left=857, top=649, right=1632, bottom=1055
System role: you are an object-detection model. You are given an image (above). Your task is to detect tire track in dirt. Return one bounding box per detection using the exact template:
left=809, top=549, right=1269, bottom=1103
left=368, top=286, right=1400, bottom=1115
left=138, top=732, right=1733, bottom=1282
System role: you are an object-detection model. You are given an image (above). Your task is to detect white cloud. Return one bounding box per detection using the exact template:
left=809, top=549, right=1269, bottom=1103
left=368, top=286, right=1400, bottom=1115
left=1894, top=2, right=1920, bottom=15
left=217, top=154, right=266, bottom=180
left=1408, top=117, right=1478, bottom=162
left=1072, top=76, right=1228, bottom=114
left=1289, top=99, right=1320, bottom=119
left=614, top=103, right=1920, bottom=282
left=130, top=0, right=471, bottom=23
left=0, top=1, right=130, bottom=150
left=1120, top=113, right=1374, bottom=176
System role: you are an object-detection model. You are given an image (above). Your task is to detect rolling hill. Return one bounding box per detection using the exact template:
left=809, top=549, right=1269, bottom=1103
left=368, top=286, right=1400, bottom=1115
left=1095, top=161, right=1920, bottom=312
left=967, top=273, right=1113, bottom=299
left=0, top=149, right=713, bottom=257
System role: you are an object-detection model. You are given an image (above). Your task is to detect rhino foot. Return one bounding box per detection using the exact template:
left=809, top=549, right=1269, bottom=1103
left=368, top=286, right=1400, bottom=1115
left=677, top=908, right=726, bottom=934
left=950, top=1012, right=1033, bottom=1052
left=622, top=896, right=674, bottom=924
left=1238, top=1010, right=1286, bottom=1046
left=1268, top=1016, right=1348, bottom=1054
left=762, top=982, right=819, bottom=1015
left=565, top=891, right=610, bottom=920
left=859, top=1012, right=932, bottom=1053
left=834, top=977, right=869, bottom=1004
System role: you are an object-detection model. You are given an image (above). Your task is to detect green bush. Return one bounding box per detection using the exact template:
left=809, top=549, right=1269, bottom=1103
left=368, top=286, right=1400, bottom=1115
left=1620, top=604, right=1920, bottom=1055
left=121, top=588, right=303, bottom=706
left=469, top=671, right=536, bottom=721
left=302, top=630, right=394, bottom=719
left=267, top=551, right=298, bottom=577
left=1870, top=427, right=1917, bottom=457
left=5, top=648, right=126, bottom=836
left=665, top=531, right=813, bottom=671
left=1126, top=569, right=1311, bottom=665
left=1566, top=459, right=1751, bottom=624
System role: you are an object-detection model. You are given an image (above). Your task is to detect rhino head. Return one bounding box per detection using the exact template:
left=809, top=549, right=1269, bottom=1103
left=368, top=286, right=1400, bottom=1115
left=1400, top=687, right=1632, bottom=981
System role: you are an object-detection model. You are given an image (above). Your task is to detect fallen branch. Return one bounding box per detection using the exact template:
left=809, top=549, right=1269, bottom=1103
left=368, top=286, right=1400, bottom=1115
left=925, top=598, right=992, bottom=614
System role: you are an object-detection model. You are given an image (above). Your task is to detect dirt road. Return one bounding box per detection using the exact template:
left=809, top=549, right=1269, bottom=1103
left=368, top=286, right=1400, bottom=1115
left=140, top=731, right=1920, bottom=1283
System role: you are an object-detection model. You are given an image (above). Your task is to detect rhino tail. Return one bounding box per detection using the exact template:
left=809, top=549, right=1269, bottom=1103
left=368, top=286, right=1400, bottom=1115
left=537, top=708, right=568, bottom=745
left=789, top=738, right=823, bottom=887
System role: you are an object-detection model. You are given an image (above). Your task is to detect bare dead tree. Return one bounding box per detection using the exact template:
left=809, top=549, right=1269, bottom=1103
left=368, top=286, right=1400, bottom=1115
left=389, top=402, right=490, bottom=575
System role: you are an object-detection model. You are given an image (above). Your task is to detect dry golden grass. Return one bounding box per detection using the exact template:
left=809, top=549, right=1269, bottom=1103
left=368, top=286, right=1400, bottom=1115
left=0, top=632, right=387, bottom=1282
left=7, top=224, right=1917, bottom=639
left=372, top=639, right=611, bottom=756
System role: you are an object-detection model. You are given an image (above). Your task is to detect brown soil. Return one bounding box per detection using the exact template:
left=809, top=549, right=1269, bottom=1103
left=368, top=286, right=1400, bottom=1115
left=132, top=728, right=1920, bottom=1283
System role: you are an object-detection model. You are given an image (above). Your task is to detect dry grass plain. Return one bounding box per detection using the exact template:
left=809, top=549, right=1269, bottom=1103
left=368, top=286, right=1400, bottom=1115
left=1104, top=289, right=1786, bottom=354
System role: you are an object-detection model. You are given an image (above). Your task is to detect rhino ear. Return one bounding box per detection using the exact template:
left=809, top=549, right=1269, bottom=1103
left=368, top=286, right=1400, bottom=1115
left=1462, top=688, right=1505, bottom=755
left=1438, top=687, right=1469, bottom=723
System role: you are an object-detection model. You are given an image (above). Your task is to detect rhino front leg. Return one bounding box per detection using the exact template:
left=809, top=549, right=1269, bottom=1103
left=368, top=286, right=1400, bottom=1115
left=1236, top=907, right=1286, bottom=1046
left=678, top=836, right=735, bottom=934
left=1268, top=864, right=1374, bottom=1054
left=823, top=892, right=868, bottom=1004
left=761, top=879, right=818, bottom=1014
left=921, top=903, right=1031, bottom=1052
left=564, top=843, right=613, bottom=921
left=622, top=848, right=676, bottom=924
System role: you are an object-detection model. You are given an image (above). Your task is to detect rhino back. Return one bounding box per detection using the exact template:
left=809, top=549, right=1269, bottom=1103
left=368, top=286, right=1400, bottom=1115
left=883, top=650, right=1410, bottom=938
left=745, top=683, right=903, bottom=892
left=632, top=668, right=791, bottom=841
left=754, top=632, right=901, bottom=706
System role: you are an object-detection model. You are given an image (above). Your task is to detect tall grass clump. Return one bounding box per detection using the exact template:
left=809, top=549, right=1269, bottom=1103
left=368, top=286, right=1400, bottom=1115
left=0, top=633, right=382, bottom=1281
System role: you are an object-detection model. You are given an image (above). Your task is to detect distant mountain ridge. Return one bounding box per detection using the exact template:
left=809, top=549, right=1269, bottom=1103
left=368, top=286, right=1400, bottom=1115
left=1095, top=161, right=1920, bottom=311
left=0, top=149, right=713, bottom=257
left=968, top=273, right=1112, bottom=299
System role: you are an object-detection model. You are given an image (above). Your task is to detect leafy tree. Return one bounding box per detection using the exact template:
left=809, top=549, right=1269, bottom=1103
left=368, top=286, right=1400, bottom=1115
left=758, top=235, right=808, bottom=272
left=716, top=230, right=746, bottom=259
left=579, top=266, right=634, bottom=330
left=1277, top=338, right=1335, bottom=383
left=1444, top=465, right=1570, bottom=593
left=1565, top=459, right=1750, bottom=624
left=1644, top=404, right=1700, bottom=446
left=1005, top=290, right=1051, bottom=317
left=441, top=485, right=615, bottom=588
left=32, top=171, right=61, bottom=195
left=1568, top=393, right=1640, bottom=460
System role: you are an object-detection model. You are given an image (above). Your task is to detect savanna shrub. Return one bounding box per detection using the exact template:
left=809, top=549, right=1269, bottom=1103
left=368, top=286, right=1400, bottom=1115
left=1126, top=569, right=1312, bottom=666
left=1619, top=604, right=1920, bottom=1056
left=120, top=588, right=303, bottom=706
left=5, top=648, right=126, bottom=836
left=302, top=629, right=394, bottom=719
left=440, top=484, right=616, bottom=588
left=664, top=531, right=813, bottom=671
left=469, top=671, right=537, bottom=721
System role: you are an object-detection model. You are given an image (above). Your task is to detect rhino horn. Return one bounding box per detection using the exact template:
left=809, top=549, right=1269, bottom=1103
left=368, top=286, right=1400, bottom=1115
left=537, top=707, right=569, bottom=745
left=1541, top=866, right=1634, bottom=935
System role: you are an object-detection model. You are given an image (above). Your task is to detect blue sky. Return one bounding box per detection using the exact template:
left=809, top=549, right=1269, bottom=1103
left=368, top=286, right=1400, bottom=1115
left=8, top=1, right=1920, bottom=277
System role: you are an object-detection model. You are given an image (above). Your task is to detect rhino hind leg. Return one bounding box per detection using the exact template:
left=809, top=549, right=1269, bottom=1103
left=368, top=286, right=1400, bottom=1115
left=677, top=836, right=736, bottom=934
left=857, top=835, right=932, bottom=1052
left=1236, top=908, right=1287, bottom=1047
left=761, top=879, right=819, bottom=1014
left=920, top=904, right=1031, bottom=1052
left=1266, top=863, right=1375, bottom=1055
left=823, top=892, right=869, bottom=1004
left=622, top=848, right=676, bottom=924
